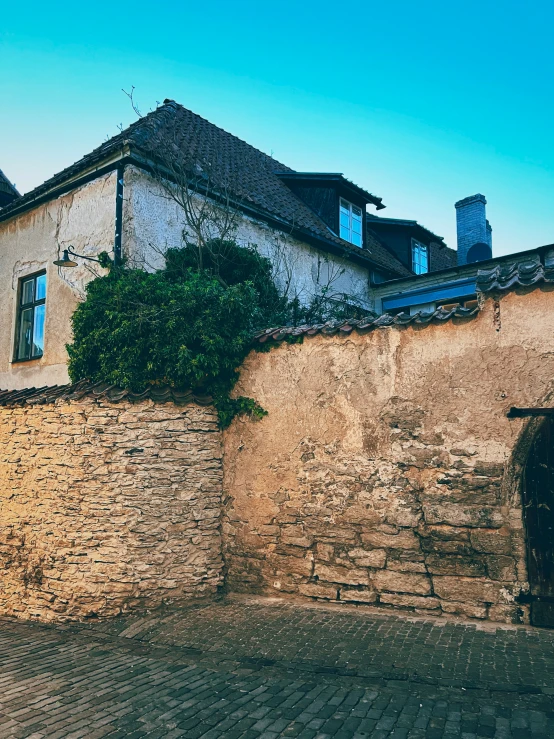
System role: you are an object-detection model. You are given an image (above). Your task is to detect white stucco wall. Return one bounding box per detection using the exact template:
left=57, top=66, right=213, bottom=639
left=123, top=166, right=372, bottom=309
left=0, top=162, right=373, bottom=392
left=0, top=172, right=116, bottom=389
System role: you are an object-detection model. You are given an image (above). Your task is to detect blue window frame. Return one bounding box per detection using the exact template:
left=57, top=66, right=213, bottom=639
left=340, top=198, right=363, bottom=247
left=412, top=241, right=429, bottom=275
left=14, top=272, right=46, bottom=361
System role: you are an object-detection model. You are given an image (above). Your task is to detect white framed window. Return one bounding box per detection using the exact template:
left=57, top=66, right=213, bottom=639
left=339, top=198, right=363, bottom=247
left=412, top=241, right=429, bottom=274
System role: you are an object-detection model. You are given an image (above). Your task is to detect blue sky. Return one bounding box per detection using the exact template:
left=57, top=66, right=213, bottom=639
left=1, top=0, right=553, bottom=255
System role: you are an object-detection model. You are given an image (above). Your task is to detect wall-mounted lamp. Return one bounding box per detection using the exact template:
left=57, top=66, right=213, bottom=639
left=54, top=247, right=103, bottom=268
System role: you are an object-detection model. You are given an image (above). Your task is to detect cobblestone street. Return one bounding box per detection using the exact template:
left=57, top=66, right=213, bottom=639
left=0, top=596, right=553, bottom=738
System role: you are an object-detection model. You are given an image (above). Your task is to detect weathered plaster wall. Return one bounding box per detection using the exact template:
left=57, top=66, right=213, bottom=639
left=0, top=173, right=116, bottom=390
left=0, top=398, right=223, bottom=621
left=223, top=289, right=554, bottom=624
left=123, top=166, right=372, bottom=308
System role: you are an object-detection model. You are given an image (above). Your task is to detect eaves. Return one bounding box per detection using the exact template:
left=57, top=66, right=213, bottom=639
left=0, top=146, right=394, bottom=276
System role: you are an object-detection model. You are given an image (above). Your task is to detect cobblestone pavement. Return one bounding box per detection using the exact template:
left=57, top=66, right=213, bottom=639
left=0, top=596, right=553, bottom=738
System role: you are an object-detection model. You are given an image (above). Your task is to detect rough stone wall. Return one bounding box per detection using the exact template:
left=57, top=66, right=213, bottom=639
left=222, top=288, right=554, bottom=624
left=0, top=398, right=223, bottom=621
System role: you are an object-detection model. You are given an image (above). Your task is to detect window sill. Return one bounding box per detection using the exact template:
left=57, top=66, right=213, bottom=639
left=11, top=356, right=44, bottom=365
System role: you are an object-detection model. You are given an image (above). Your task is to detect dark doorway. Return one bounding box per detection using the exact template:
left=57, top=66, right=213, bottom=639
left=523, top=417, right=554, bottom=627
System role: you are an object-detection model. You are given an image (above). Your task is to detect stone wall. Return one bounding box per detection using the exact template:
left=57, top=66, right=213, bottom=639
left=222, top=288, right=554, bottom=624
left=0, top=397, right=223, bottom=621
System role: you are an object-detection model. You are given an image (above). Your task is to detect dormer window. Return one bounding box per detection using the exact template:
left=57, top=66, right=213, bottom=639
left=340, top=199, right=363, bottom=247
left=412, top=240, right=429, bottom=274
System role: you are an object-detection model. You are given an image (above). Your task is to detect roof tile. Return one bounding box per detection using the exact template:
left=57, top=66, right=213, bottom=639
left=2, top=102, right=409, bottom=277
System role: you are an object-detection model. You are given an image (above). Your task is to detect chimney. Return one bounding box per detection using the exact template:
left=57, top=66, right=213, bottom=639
left=455, top=194, right=493, bottom=265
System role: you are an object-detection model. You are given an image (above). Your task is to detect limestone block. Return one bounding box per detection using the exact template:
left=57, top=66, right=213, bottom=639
left=361, top=530, right=420, bottom=550
left=371, top=570, right=431, bottom=595
left=386, top=556, right=427, bottom=573
left=314, top=563, right=369, bottom=586
left=298, top=583, right=338, bottom=600
left=432, top=576, right=504, bottom=604
left=423, top=504, right=504, bottom=528
left=379, top=593, right=441, bottom=610
left=488, top=603, right=525, bottom=624
left=486, top=556, right=517, bottom=582
left=269, top=554, right=313, bottom=577
left=441, top=601, right=488, bottom=619
left=424, top=554, right=486, bottom=577
left=347, top=548, right=386, bottom=569
left=315, top=543, right=334, bottom=561
left=340, top=588, right=377, bottom=603
left=470, top=529, right=513, bottom=554
left=339, top=505, right=380, bottom=525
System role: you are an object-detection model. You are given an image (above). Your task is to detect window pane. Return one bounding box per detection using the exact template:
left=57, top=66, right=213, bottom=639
left=351, top=232, right=362, bottom=247
left=352, top=217, right=362, bottom=235
left=17, top=308, right=33, bottom=360
left=340, top=199, right=349, bottom=212
left=340, top=212, right=350, bottom=229
left=32, top=304, right=45, bottom=357
left=21, top=279, right=34, bottom=305
left=35, top=274, right=47, bottom=301
left=340, top=224, right=350, bottom=241
left=351, top=204, right=362, bottom=217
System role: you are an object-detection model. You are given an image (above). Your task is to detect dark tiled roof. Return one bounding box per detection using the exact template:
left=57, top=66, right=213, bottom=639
left=476, top=254, right=554, bottom=292
left=366, top=213, right=458, bottom=275
left=1, top=101, right=409, bottom=278
left=0, top=169, right=19, bottom=199
left=0, top=379, right=213, bottom=408
left=366, top=231, right=412, bottom=277
left=275, top=172, right=384, bottom=209
left=253, top=304, right=479, bottom=344
left=430, top=243, right=457, bottom=271
left=366, top=214, right=444, bottom=243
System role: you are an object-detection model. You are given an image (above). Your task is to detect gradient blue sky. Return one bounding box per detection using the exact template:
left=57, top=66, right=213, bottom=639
left=1, top=1, right=553, bottom=255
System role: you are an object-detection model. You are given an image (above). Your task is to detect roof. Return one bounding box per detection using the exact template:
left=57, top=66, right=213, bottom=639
left=0, top=379, right=213, bottom=408
left=0, top=169, right=19, bottom=199
left=254, top=304, right=479, bottom=344
left=366, top=213, right=457, bottom=274
left=0, top=101, right=408, bottom=278
left=366, top=213, right=444, bottom=243
left=253, top=252, right=554, bottom=345
left=275, top=172, right=385, bottom=209
left=476, top=252, right=554, bottom=292
left=366, top=230, right=412, bottom=277
left=430, top=243, right=458, bottom=271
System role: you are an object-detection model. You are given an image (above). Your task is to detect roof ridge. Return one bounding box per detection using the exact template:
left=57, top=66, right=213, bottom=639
left=154, top=100, right=294, bottom=172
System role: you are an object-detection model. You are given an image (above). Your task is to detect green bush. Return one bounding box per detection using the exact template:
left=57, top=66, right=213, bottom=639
left=67, top=240, right=367, bottom=427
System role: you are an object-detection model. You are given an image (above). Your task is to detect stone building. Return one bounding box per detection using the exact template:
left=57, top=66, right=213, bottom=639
left=0, top=100, right=457, bottom=391
left=1, top=101, right=554, bottom=629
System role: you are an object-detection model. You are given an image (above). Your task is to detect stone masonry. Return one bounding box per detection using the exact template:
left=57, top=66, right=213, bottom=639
left=0, top=397, right=224, bottom=621
left=223, top=287, right=554, bottom=624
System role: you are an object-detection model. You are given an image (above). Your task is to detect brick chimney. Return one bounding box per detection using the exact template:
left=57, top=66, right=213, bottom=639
left=455, top=194, right=493, bottom=265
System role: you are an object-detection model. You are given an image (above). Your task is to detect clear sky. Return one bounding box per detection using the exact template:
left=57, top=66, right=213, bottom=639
left=1, top=0, right=553, bottom=255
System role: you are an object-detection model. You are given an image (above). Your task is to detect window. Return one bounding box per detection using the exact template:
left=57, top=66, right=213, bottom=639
left=339, top=198, right=363, bottom=247
left=14, top=272, right=46, bottom=361
left=412, top=241, right=429, bottom=275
